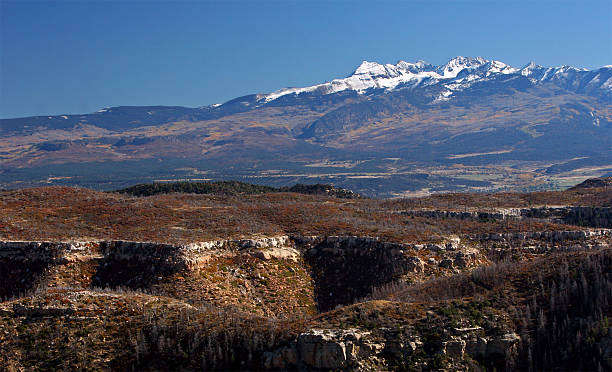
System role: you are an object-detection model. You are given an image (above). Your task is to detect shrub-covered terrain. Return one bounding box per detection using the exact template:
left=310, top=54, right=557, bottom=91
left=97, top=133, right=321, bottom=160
left=0, top=178, right=610, bottom=371
left=114, top=181, right=361, bottom=199
left=2, top=181, right=609, bottom=244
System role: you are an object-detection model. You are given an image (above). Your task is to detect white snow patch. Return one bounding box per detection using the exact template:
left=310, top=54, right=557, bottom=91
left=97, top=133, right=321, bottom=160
left=433, top=90, right=454, bottom=103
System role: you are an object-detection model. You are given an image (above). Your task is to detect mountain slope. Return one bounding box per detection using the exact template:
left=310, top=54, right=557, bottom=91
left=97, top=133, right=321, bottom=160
left=0, top=56, right=610, bottom=195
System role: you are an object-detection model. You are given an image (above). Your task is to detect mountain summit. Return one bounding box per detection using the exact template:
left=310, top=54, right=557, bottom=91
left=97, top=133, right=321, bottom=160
left=263, top=56, right=612, bottom=102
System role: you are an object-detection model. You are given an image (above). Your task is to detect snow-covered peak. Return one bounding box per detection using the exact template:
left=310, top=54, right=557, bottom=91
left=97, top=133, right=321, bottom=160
left=354, top=61, right=388, bottom=75
left=556, top=65, right=588, bottom=72
left=487, top=60, right=518, bottom=74
left=437, top=56, right=488, bottom=78
left=259, top=57, right=609, bottom=103
left=352, top=60, right=433, bottom=78
left=263, top=59, right=443, bottom=102
left=519, top=62, right=551, bottom=81
left=520, top=61, right=543, bottom=73
left=396, top=60, right=432, bottom=74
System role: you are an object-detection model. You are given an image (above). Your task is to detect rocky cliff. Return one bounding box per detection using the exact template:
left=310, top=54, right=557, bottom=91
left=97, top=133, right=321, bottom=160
left=402, top=206, right=612, bottom=228
left=3, top=228, right=607, bottom=306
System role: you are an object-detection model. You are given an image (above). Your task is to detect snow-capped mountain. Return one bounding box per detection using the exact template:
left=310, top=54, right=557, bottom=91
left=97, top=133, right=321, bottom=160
left=519, top=62, right=612, bottom=96
left=2, top=55, right=610, bottom=195
left=261, top=57, right=612, bottom=103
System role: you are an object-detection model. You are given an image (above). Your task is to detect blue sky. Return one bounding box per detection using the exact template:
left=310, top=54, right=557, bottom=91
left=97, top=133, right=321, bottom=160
left=1, top=0, right=610, bottom=118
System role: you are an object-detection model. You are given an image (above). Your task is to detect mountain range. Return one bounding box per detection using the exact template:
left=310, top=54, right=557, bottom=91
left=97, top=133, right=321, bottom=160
left=263, top=57, right=611, bottom=102
left=1, top=56, right=611, bottom=196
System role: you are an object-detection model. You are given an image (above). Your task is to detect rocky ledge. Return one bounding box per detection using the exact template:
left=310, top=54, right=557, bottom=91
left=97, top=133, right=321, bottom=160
left=401, top=206, right=612, bottom=228
left=263, top=327, right=521, bottom=370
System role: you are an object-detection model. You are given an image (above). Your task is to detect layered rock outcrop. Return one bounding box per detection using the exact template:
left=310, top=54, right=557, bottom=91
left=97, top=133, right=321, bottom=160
left=262, top=327, right=521, bottom=370
left=0, top=237, right=298, bottom=297
left=1, top=229, right=607, bottom=308
left=470, top=229, right=611, bottom=243
left=302, top=236, right=428, bottom=311
left=263, top=329, right=377, bottom=370
left=401, top=209, right=521, bottom=220
left=402, top=206, right=612, bottom=228
left=0, top=241, right=92, bottom=298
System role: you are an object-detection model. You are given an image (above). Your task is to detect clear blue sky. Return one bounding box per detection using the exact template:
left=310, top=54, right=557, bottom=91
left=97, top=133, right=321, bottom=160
left=1, top=0, right=610, bottom=118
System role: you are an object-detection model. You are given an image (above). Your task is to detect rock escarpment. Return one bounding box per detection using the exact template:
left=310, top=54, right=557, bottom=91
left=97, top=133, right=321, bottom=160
left=401, top=209, right=521, bottom=220
left=444, top=328, right=521, bottom=362
left=471, top=229, right=611, bottom=242
left=300, top=236, right=426, bottom=311
left=263, top=329, right=383, bottom=370
left=2, top=229, right=608, bottom=304
left=470, top=229, right=611, bottom=260
left=0, top=241, right=90, bottom=298
left=402, top=206, right=612, bottom=228
left=0, top=237, right=297, bottom=298
left=94, top=241, right=189, bottom=289
left=261, top=327, right=522, bottom=371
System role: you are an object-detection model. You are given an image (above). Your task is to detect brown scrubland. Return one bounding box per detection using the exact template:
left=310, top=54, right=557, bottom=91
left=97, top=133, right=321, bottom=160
left=0, top=180, right=610, bottom=371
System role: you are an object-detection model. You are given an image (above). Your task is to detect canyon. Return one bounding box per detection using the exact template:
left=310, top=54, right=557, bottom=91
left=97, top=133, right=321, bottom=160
left=0, top=179, right=611, bottom=370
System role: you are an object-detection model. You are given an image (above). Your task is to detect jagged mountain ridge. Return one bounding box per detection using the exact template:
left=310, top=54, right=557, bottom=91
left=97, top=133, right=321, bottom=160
left=261, top=56, right=612, bottom=103
left=2, top=56, right=610, bottom=126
